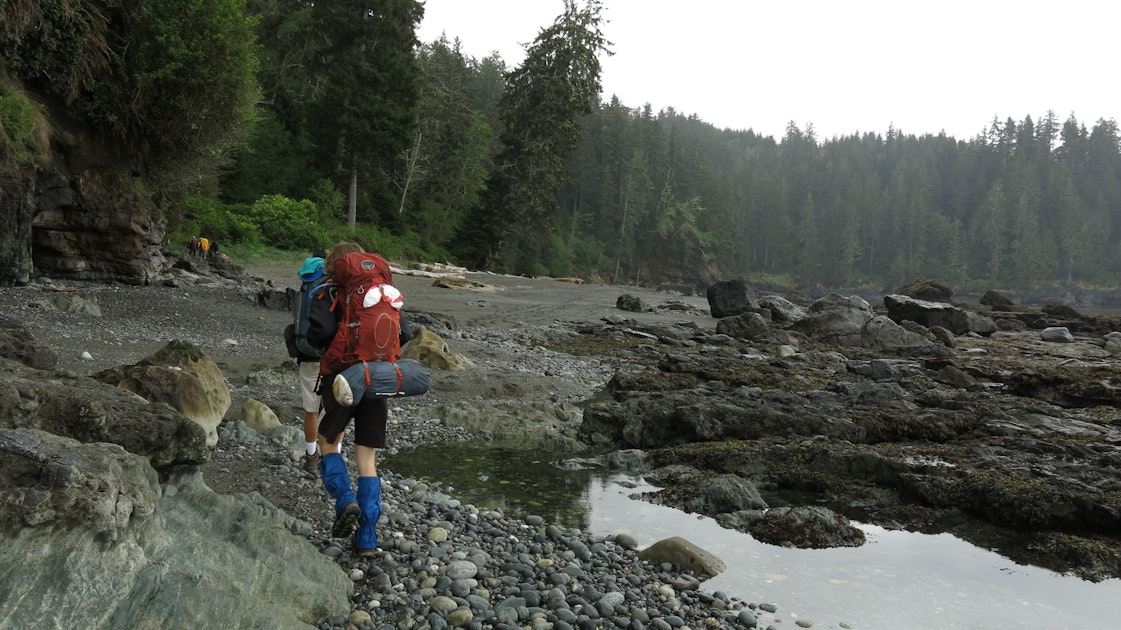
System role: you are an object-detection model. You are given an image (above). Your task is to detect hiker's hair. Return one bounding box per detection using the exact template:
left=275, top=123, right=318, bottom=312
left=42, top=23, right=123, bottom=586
left=324, top=242, right=364, bottom=275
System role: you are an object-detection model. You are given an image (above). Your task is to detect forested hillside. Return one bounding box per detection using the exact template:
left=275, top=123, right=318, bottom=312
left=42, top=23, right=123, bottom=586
left=564, top=110, right=1121, bottom=293
left=3, top=1, right=1119, bottom=292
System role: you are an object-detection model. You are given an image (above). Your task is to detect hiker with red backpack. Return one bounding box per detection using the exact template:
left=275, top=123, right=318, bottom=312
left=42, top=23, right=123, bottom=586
left=306, top=242, right=416, bottom=558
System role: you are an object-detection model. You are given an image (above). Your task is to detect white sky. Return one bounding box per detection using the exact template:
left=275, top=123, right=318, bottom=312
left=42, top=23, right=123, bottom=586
left=416, top=0, right=1118, bottom=141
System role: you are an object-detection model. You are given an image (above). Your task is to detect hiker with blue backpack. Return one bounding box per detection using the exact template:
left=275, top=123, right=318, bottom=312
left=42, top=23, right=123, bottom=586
left=300, top=241, right=429, bottom=558
left=284, top=251, right=329, bottom=470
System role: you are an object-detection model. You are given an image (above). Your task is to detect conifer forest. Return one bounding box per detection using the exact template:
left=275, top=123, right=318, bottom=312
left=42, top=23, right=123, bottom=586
left=3, top=0, right=1119, bottom=293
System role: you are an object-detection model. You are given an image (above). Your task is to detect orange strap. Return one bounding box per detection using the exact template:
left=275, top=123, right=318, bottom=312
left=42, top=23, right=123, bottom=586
left=360, top=361, right=403, bottom=396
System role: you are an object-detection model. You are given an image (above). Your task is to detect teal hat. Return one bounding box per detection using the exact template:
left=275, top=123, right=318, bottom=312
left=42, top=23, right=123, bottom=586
left=298, top=257, right=325, bottom=281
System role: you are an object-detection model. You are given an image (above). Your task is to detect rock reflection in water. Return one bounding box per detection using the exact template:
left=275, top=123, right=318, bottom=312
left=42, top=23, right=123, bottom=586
left=384, top=442, right=1121, bottom=629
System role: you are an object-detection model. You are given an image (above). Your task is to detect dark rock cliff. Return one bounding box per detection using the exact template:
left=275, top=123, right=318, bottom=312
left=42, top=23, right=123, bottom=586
left=0, top=75, right=165, bottom=286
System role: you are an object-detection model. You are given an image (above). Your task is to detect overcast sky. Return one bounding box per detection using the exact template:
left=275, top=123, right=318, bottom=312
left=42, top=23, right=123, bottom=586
left=416, top=0, right=1118, bottom=142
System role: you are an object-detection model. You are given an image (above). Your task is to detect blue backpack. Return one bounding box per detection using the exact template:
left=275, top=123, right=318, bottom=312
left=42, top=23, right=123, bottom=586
left=285, top=257, right=334, bottom=359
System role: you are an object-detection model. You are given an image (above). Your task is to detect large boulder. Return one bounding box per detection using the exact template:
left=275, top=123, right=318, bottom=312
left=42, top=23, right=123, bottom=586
left=758, top=295, right=806, bottom=323
left=715, top=312, right=774, bottom=342
left=616, top=294, right=646, bottom=312
left=403, top=326, right=474, bottom=371
left=0, top=171, right=37, bottom=286
left=239, top=398, right=281, bottom=434
left=0, top=316, right=57, bottom=369
left=861, top=315, right=937, bottom=353
left=31, top=169, right=166, bottom=285
left=0, top=358, right=209, bottom=469
left=1005, top=365, right=1121, bottom=408
left=883, top=294, right=997, bottom=336
left=31, top=290, right=103, bottom=315
left=789, top=293, right=874, bottom=347
left=0, top=428, right=158, bottom=532
left=896, top=278, right=953, bottom=302
left=742, top=506, right=866, bottom=549
left=645, top=470, right=769, bottom=515
left=579, top=384, right=839, bottom=449
left=427, top=399, right=585, bottom=453
left=1041, top=326, right=1074, bottom=343
left=706, top=278, right=759, bottom=318
left=0, top=428, right=350, bottom=628
left=980, top=289, right=1016, bottom=310
left=257, top=286, right=293, bottom=311
left=93, top=339, right=231, bottom=447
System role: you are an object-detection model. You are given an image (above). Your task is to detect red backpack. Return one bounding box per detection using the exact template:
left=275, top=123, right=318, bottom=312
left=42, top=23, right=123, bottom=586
left=320, top=252, right=403, bottom=376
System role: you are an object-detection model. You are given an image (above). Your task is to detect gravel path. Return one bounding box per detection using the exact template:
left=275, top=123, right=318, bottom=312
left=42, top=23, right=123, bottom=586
left=0, top=259, right=797, bottom=630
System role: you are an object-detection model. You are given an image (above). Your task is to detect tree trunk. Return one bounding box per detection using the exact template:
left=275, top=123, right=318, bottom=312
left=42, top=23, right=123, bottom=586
left=398, top=131, right=423, bottom=215
left=348, top=154, right=358, bottom=229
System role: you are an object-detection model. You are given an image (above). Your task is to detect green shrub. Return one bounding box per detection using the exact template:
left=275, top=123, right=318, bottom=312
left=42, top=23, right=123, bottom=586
left=325, top=224, right=399, bottom=260
left=217, top=242, right=303, bottom=268
left=322, top=223, right=447, bottom=265
left=246, top=194, right=328, bottom=251
left=179, top=194, right=255, bottom=243
left=307, top=179, right=346, bottom=224
left=543, top=233, right=574, bottom=277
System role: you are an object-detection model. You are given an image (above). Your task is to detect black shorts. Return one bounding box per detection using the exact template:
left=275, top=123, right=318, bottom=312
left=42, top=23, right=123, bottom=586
left=318, top=386, right=388, bottom=448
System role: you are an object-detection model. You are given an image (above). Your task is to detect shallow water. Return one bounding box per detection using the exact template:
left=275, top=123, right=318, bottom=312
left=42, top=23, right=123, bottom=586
left=382, top=443, right=1121, bottom=629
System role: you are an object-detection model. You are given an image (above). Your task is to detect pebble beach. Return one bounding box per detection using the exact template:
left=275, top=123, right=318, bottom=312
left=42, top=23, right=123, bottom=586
left=308, top=467, right=797, bottom=630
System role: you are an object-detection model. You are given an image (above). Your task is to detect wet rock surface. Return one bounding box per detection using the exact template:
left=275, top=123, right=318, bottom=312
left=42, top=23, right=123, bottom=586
left=572, top=298, right=1121, bottom=582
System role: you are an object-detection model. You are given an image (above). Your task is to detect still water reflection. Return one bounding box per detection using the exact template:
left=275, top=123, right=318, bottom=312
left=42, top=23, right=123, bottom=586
left=383, top=443, right=1121, bottom=629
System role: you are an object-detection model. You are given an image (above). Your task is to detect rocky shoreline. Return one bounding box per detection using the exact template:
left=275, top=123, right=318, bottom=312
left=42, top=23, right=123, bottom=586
left=1, top=257, right=806, bottom=629
left=3, top=257, right=1120, bottom=629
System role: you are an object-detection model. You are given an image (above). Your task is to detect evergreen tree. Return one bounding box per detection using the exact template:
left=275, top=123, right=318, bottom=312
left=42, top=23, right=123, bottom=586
left=305, top=0, right=423, bottom=228
left=406, top=37, right=497, bottom=252
left=795, top=193, right=822, bottom=286
left=455, top=0, right=610, bottom=271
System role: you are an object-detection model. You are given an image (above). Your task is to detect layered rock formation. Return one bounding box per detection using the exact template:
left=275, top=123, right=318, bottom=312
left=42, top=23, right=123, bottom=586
left=30, top=168, right=166, bottom=284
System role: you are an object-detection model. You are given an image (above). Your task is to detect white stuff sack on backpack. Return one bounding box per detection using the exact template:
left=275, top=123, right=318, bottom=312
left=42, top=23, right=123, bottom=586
left=363, top=284, right=403, bottom=309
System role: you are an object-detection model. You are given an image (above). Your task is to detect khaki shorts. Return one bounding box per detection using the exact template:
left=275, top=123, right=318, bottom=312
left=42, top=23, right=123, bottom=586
left=299, top=361, right=321, bottom=413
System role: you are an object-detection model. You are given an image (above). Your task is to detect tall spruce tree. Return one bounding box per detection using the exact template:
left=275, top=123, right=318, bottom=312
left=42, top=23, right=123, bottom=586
left=305, top=0, right=423, bottom=228
left=405, top=37, right=498, bottom=251
left=455, top=0, right=610, bottom=271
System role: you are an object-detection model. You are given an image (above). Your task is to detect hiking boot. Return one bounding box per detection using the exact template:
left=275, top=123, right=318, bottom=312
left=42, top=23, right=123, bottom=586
left=303, top=451, right=321, bottom=472
left=356, top=546, right=378, bottom=559
left=332, top=373, right=355, bottom=406
left=332, top=502, right=361, bottom=538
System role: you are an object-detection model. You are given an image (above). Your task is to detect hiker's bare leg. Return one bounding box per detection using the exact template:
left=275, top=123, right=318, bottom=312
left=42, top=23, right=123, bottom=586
left=356, top=444, right=378, bottom=477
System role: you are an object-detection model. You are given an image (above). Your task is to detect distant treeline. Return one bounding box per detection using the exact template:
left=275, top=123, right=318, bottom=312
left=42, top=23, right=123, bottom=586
left=561, top=108, right=1121, bottom=292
